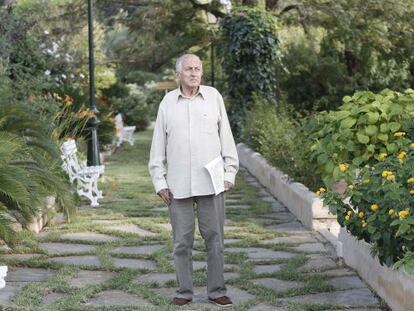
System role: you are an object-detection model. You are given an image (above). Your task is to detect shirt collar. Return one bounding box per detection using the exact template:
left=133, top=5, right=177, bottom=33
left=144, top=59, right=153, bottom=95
left=177, top=85, right=206, bottom=101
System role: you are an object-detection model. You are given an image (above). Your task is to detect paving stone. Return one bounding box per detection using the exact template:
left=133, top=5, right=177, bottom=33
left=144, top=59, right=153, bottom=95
left=40, top=242, right=96, bottom=255
left=70, top=270, right=116, bottom=288
left=299, top=254, right=337, bottom=272
left=85, top=289, right=152, bottom=307
left=261, top=196, right=277, bottom=203
left=325, top=276, right=367, bottom=290
left=107, top=224, right=157, bottom=236
left=225, top=199, right=240, bottom=205
left=60, top=232, right=120, bottom=242
left=0, top=253, right=42, bottom=260
left=315, top=268, right=356, bottom=277
left=271, top=201, right=287, bottom=211
left=278, top=288, right=380, bottom=308
left=135, top=273, right=176, bottom=285
left=266, top=221, right=308, bottom=233
left=158, top=223, right=172, bottom=231
left=0, top=283, right=23, bottom=305
left=226, top=247, right=296, bottom=260
left=292, top=243, right=327, bottom=253
left=263, top=212, right=296, bottom=222
left=252, top=278, right=303, bottom=292
left=43, top=292, right=65, bottom=305
left=152, top=285, right=255, bottom=306
left=248, top=303, right=286, bottom=311
left=112, top=258, right=156, bottom=270
left=6, top=268, right=56, bottom=282
left=227, top=194, right=243, bottom=200
left=36, top=231, right=49, bottom=238
left=152, top=206, right=168, bottom=212
left=260, top=235, right=318, bottom=245
left=49, top=255, right=101, bottom=267
left=226, top=204, right=250, bottom=209
left=253, top=264, right=283, bottom=274
left=224, top=239, right=243, bottom=245
left=91, top=219, right=123, bottom=225
left=250, top=218, right=277, bottom=226
left=110, top=245, right=163, bottom=255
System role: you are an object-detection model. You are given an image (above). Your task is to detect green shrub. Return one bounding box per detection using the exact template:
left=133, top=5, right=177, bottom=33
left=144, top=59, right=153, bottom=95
left=323, top=139, right=414, bottom=268
left=0, top=102, right=75, bottom=244
left=306, top=89, right=414, bottom=187
left=241, top=95, right=321, bottom=189
left=111, top=94, right=150, bottom=131
left=219, top=7, right=279, bottom=138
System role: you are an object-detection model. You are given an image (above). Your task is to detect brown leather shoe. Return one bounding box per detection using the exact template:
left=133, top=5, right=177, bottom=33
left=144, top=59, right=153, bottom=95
left=172, top=297, right=192, bottom=306
left=208, top=296, right=233, bottom=307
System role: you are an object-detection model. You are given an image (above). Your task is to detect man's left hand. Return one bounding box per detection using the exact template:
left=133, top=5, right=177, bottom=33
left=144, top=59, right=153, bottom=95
left=224, top=181, right=233, bottom=192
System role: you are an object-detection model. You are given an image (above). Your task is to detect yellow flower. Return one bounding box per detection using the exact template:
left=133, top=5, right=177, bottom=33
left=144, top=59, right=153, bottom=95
left=394, top=131, right=406, bottom=137
left=348, top=185, right=354, bottom=190
left=382, top=171, right=395, bottom=181
left=399, top=210, right=409, bottom=219
left=389, top=209, right=395, bottom=216
left=358, top=211, right=364, bottom=218
left=347, top=211, right=352, bottom=216
left=407, top=177, right=414, bottom=183
left=319, top=187, right=326, bottom=193
left=410, top=143, right=414, bottom=148
left=362, top=220, right=367, bottom=228
left=410, top=190, right=414, bottom=195
left=378, top=153, right=387, bottom=160
left=339, top=163, right=348, bottom=172
left=386, top=174, right=396, bottom=181
left=316, top=191, right=321, bottom=196
left=345, top=215, right=350, bottom=221
left=370, top=204, right=379, bottom=212
left=362, top=179, right=370, bottom=184
left=382, top=170, right=390, bottom=178
left=397, top=151, right=407, bottom=160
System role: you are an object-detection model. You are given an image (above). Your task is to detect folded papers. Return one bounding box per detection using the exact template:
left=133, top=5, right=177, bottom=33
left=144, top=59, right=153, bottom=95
left=204, top=156, right=225, bottom=195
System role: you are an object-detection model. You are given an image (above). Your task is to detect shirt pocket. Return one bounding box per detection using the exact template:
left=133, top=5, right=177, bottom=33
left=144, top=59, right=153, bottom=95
left=201, top=113, right=218, bottom=134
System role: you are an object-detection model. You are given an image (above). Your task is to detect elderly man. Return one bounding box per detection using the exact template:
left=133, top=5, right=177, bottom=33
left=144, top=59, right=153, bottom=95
left=148, top=54, right=239, bottom=307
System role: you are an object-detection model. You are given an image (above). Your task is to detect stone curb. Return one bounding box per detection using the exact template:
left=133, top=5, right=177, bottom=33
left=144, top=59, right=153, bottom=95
left=237, top=143, right=413, bottom=311
left=339, top=227, right=414, bottom=311
left=237, top=144, right=335, bottom=224
left=236, top=143, right=340, bottom=250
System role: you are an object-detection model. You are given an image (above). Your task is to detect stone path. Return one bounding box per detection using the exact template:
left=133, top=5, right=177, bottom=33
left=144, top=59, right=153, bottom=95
left=0, top=130, right=389, bottom=310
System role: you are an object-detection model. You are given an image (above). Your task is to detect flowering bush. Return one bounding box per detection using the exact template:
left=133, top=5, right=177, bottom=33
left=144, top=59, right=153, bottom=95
left=306, top=89, right=414, bottom=187
left=323, top=137, right=414, bottom=268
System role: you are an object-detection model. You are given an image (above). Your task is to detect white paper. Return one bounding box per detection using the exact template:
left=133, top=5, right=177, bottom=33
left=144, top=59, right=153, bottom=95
left=204, top=156, right=225, bottom=195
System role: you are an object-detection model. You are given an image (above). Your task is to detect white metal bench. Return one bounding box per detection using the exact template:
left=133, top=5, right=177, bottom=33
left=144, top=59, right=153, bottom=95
left=115, top=113, right=136, bottom=147
left=60, top=139, right=105, bottom=207
left=0, top=266, right=7, bottom=289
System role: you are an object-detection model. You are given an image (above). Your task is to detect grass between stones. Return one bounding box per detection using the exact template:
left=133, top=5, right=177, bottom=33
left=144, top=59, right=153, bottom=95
left=0, top=129, right=387, bottom=311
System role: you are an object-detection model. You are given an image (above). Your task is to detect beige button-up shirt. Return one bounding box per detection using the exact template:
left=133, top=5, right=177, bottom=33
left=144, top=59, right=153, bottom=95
left=148, top=85, right=239, bottom=199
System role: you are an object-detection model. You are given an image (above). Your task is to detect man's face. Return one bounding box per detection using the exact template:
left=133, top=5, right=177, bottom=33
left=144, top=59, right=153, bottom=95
left=177, top=56, right=203, bottom=89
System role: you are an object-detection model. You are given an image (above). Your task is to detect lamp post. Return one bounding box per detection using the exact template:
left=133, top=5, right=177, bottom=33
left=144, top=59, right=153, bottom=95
left=207, top=12, right=218, bottom=88
left=87, top=0, right=100, bottom=166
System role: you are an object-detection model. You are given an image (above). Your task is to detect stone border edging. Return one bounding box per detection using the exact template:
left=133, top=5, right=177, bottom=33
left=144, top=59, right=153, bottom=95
left=339, top=228, right=414, bottom=311
left=237, top=143, right=337, bottom=230
left=237, top=143, right=414, bottom=311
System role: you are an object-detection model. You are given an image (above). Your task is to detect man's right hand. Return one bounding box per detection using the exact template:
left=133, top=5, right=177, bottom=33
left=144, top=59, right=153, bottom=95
left=157, top=188, right=171, bottom=206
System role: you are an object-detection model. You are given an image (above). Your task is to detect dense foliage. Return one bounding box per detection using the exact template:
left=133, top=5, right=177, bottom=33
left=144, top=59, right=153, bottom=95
left=324, top=132, right=414, bottom=267
left=219, top=7, right=279, bottom=138
left=306, top=89, right=414, bottom=187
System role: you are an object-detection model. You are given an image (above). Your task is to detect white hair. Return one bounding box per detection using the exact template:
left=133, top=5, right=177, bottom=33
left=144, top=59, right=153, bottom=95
left=175, top=54, right=202, bottom=72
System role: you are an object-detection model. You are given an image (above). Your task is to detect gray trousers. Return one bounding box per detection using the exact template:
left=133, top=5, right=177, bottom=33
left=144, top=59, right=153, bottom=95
left=168, top=192, right=226, bottom=300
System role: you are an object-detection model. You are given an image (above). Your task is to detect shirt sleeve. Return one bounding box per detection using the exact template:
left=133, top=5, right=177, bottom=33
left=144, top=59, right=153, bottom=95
left=217, top=91, right=239, bottom=185
left=148, top=102, right=169, bottom=193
